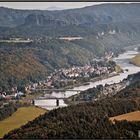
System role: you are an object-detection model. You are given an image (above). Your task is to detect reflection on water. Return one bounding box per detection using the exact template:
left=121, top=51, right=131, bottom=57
left=35, top=50, right=140, bottom=110
left=35, top=99, right=65, bottom=110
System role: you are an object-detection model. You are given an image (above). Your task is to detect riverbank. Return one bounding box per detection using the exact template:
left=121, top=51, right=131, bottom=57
left=59, top=73, right=120, bottom=91
left=65, top=77, right=127, bottom=105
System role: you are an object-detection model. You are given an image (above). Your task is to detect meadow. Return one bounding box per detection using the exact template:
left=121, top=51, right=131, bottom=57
left=110, top=111, right=140, bottom=123
left=0, top=106, right=46, bottom=138
left=131, top=54, right=140, bottom=67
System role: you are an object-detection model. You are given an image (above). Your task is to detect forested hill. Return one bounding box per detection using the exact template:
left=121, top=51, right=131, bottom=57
left=0, top=3, right=140, bottom=37
left=4, top=76, right=140, bottom=139
left=0, top=39, right=94, bottom=90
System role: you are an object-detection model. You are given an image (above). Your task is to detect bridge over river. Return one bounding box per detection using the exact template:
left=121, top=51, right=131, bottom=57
left=32, top=88, right=82, bottom=107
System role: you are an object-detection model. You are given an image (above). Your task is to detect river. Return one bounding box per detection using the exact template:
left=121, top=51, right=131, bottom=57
left=35, top=49, right=140, bottom=110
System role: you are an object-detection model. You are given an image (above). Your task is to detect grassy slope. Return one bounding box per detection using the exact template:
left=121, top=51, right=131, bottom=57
left=131, top=54, right=140, bottom=67
left=0, top=106, right=46, bottom=138
left=110, top=111, right=140, bottom=123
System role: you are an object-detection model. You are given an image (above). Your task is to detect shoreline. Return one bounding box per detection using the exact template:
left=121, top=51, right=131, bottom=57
left=63, top=73, right=120, bottom=105
left=41, top=72, right=120, bottom=94
left=53, top=73, right=120, bottom=92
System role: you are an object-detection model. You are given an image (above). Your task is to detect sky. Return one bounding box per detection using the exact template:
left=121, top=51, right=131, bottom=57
left=0, top=2, right=133, bottom=10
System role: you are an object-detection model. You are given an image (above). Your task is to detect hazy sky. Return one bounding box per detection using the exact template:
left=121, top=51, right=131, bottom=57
left=0, top=2, right=133, bottom=10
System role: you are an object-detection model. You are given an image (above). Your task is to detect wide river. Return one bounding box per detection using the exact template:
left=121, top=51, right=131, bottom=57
left=35, top=49, right=140, bottom=110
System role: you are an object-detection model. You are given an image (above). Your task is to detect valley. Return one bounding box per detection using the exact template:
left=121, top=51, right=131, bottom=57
left=34, top=49, right=140, bottom=109
left=0, top=2, right=140, bottom=139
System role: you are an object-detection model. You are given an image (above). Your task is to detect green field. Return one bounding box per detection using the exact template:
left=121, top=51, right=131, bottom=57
left=0, top=106, right=46, bottom=138
left=131, top=54, right=140, bottom=67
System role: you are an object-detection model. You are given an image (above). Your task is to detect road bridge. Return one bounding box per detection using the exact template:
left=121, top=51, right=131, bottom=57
left=34, top=97, right=68, bottom=107
left=32, top=88, right=81, bottom=107
left=35, top=97, right=67, bottom=100
left=31, top=88, right=82, bottom=92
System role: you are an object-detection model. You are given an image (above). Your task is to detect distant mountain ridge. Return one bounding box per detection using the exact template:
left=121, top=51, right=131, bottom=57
left=0, top=3, right=140, bottom=27
left=0, top=3, right=140, bottom=37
